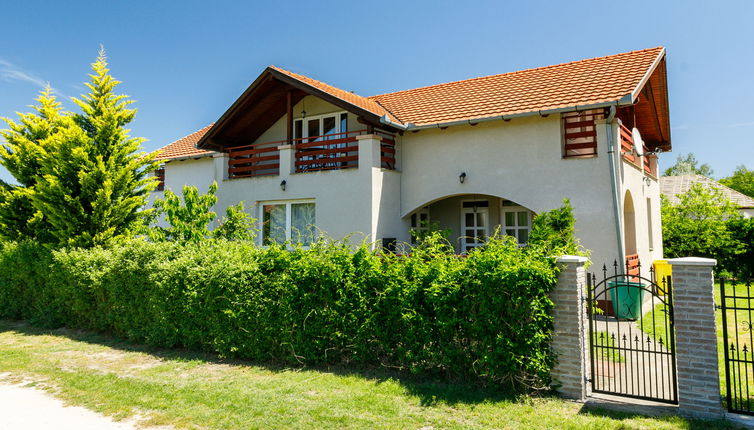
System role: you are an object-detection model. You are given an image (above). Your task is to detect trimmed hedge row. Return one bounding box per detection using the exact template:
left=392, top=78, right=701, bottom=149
left=0, top=236, right=560, bottom=389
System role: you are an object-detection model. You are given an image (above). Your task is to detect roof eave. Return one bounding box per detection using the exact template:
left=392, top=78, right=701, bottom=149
left=157, top=153, right=215, bottom=163
left=196, top=67, right=277, bottom=150
left=400, top=100, right=630, bottom=131
left=630, top=47, right=666, bottom=103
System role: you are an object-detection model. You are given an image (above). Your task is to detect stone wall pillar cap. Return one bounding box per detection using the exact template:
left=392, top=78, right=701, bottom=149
left=667, top=257, right=717, bottom=266
left=556, top=255, right=589, bottom=263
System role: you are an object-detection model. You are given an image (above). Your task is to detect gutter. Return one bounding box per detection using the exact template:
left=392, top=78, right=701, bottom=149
left=158, top=153, right=216, bottom=163
left=379, top=99, right=632, bottom=131
left=605, top=106, right=627, bottom=272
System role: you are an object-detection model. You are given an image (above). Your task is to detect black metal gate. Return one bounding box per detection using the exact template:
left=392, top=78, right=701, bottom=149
left=586, top=262, right=678, bottom=404
left=719, top=278, right=754, bottom=415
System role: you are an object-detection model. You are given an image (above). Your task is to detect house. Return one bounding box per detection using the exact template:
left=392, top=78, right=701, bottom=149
left=152, top=47, right=671, bottom=268
left=661, top=174, right=754, bottom=218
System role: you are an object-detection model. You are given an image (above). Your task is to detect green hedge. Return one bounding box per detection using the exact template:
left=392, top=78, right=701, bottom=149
left=0, top=236, right=561, bottom=389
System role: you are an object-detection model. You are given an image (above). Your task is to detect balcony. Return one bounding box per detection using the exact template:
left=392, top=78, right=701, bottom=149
left=619, top=123, right=657, bottom=178
left=227, top=130, right=396, bottom=179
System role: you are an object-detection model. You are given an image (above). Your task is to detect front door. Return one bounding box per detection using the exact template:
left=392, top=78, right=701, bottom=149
left=461, top=200, right=489, bottom=252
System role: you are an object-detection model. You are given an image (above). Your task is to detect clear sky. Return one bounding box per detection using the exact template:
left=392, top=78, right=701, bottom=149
left=1, top=1, right=752, bottom=182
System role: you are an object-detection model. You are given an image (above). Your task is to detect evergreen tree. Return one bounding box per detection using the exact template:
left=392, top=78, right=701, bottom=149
left=0, top=49, right=158, bottom=247
left=0, top=89, right=72, bottom=242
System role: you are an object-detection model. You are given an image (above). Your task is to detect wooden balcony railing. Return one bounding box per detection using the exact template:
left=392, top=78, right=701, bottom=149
left=227, top=130, right=397, bottom=178
left=377, top=131, right=396, bottom=170
left=295, top=130, right=363, bottom=173
left=619, top=124, right=657, bottom=177
left=294, top=129, right=397, bottom=172
left=619, top=123, right=635, bottom=163
left=228, top=142, right=280, bottom=178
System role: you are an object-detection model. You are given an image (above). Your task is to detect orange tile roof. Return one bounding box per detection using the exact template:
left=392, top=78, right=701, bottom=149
left=369, top=47, right=665, bottom=126
left=154, top=124, right=215, bottom=161
left=269, top=66, right=402, bottom=123
left=170, top=48, right=665, bottom=159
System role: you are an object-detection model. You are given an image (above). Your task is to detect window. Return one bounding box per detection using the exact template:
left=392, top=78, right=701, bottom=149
left=561, top=109, right=604, bottom=158
left=294, top=111, right=347, bottom=141
left=409, top=206, right=430, bottom=244
left=155, top=167, right=165, bottom=191
left=501, top=201, right=533, bottom=245
left=294, top=111, right=350, bottom=171
left=261, top=201, right=316, bottom=246
left=461, top=200, right=489, bottom=252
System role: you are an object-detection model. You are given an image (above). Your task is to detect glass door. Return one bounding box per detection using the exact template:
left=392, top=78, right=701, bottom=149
left=461, top=201, right=489, bottom=252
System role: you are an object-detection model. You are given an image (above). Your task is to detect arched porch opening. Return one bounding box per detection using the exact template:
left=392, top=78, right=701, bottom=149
left=406, top=194, right=536, bottom=253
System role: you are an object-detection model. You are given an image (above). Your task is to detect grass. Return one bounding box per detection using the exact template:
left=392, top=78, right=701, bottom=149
left=639, top=302, right=673, bottom=351
left=716, top=280, right=754, bottom=410
left=592, top=331, right=625, bottom=363
left=639, top=280, right=754, bottom=410
left=0, top=320, right=739, bottom=429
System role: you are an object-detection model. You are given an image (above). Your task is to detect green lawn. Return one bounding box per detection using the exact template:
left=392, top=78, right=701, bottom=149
left=592, top=331, right=625, bottom=363
left=639, top=281, right=754, bottom=409
left=0, top=320, right=738, bottom=429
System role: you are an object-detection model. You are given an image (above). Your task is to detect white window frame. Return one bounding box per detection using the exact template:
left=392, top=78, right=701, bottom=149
left=294, top=111, right=348, bottom=141
left=500, top=202, right=533, bottom=245
left=259, top=199, right=316, bottom=247
left=460, top=199, right=489, bottom=253
left=409, top=206, right=430, bottom=244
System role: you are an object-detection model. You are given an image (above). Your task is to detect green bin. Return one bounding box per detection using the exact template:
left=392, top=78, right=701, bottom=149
left=608, top=281, right=644, bottom=320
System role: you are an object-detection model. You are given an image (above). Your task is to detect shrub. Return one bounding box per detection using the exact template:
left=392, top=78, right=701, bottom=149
left=0, top=204, right=580, bottom=390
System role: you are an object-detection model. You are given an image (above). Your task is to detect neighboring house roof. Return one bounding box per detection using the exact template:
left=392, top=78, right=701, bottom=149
left=660, top=175, right=754, bottom=209
left=154, top=124, right=216, bottom=162
left=368, top=47, right=665, bottom=127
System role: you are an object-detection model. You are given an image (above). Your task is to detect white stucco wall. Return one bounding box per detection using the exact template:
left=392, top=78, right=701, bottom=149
left=152, top=95, right=667, bottom=265
left=617, top=125, right=664, bottom=269
left=399, top=115, right=623, bottom=263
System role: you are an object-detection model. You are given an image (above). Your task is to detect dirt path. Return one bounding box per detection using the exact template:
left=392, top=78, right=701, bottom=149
left=0, top=382, right=158, bottom=430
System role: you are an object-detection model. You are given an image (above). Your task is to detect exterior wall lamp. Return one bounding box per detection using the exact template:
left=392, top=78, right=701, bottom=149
left=459, top=172, right=466, bottom=184
left=280, top=180, right=287, bottom=191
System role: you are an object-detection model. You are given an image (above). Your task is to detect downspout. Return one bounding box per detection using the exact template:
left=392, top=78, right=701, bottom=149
left=606, top=105, right=626, bottom=270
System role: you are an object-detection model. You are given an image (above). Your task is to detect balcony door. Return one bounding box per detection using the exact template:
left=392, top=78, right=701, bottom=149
left=294, top=112, right=349, bottom=170
left=461, top=200, right=489, bottom=253
left=294, top=111, right=347, bottom=142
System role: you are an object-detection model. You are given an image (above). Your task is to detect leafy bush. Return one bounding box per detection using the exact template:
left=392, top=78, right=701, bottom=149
left=661, top=183, right=749, bottom=277
left=727, top=217, right=754, bottom=279
left=0, top=204, right=580, bottom=390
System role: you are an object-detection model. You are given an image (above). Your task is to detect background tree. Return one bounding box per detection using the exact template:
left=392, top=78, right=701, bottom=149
left=661, top=183, right=743, bottom=274
left=662, top=152, right=714, bottom=177
left=150, top=182, right=218, bottom=243
left=213, top=201, right=257, bottom=241
left=720, top=165, right=754, bottom=198
left=149, top=182, right=256, bottom=243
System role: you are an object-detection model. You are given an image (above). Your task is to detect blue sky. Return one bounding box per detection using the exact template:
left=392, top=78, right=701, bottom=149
left=1, top=1, right=752, bottom=181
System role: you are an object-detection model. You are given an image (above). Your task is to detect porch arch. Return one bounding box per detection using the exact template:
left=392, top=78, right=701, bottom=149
left=405, top=193, right=537, bottom=252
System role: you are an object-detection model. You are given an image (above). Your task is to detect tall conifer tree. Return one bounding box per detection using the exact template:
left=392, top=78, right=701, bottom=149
left=0, top=49, right=158, bottom=246
left=0, top=89, right=71, bottom=242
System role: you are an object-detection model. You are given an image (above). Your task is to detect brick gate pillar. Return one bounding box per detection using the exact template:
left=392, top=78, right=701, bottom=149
left=668, top=257, right=724, bottom=419
left=551, top=255, right=589, bottom=400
